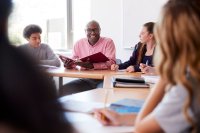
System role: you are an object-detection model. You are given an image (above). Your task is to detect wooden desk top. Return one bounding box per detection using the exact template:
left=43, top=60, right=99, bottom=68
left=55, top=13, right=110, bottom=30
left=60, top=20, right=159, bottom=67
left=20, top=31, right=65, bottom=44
left=48, top=67, right=137, bottom=79
left=61, top=88, right=149, bottom=104
left=61, top=88, right=149, bottom=133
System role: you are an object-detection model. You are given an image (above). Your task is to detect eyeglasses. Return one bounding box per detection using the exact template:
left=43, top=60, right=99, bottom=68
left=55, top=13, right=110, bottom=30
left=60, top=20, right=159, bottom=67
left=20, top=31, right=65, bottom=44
left=85, top=28, right=100, bottom=33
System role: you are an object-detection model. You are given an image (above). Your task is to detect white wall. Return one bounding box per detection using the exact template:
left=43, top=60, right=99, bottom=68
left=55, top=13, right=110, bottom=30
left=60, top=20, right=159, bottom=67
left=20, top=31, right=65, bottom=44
left=91, top=0, right=131, bottom=62
left=90, top=0, right=166, bottom=62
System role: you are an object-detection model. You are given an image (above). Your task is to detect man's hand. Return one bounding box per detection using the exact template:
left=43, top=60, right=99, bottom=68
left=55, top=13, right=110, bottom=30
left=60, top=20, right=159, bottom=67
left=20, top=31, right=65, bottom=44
left=75, top=61, right=94, bottom=69
left=64, top=60, right=75, bottom=69
left=139, top=63, right=156, bottom=74
left=126, top=65, right=135, bottom=73
left=111, top=64, right=119, bottom=71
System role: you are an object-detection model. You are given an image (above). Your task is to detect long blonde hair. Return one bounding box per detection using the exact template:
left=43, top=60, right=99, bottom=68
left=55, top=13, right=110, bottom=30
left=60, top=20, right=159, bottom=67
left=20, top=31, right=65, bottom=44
left=155, top=0, right=200, bottom=131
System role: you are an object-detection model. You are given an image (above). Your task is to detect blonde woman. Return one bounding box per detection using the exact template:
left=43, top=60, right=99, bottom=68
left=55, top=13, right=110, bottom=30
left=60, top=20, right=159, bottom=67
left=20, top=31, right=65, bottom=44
left=95, top=0, right=200, bottom=132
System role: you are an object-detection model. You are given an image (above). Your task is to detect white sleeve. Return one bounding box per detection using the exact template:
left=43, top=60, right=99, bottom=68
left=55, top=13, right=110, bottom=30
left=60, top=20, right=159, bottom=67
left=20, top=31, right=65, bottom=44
left=152, top=85, right=194, bottom=133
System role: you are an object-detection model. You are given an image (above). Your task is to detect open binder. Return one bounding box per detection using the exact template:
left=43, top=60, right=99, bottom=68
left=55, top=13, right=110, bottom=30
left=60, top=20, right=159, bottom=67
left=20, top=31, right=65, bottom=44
left=59, top=52, right=109, bottom=63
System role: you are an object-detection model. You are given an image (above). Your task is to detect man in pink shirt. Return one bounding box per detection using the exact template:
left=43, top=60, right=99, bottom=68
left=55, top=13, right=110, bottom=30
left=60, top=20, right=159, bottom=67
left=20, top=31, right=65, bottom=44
left=59, top=20, right=116, bottom=96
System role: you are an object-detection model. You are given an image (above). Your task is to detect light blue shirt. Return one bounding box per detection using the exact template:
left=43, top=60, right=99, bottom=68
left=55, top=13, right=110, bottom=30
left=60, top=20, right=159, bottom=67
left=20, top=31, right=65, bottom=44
left=153, top=84, right=195, bottom=133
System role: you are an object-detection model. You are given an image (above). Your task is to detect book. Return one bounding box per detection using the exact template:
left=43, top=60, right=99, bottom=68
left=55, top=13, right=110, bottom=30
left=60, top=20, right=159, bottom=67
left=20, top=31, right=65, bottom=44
left=114, top=77, right=145, bottom=83
left=109, top=98, right=144, bottom=114
left=59, top=52, right=109, bottom=63
left=112, top=77, right=149, bottom=88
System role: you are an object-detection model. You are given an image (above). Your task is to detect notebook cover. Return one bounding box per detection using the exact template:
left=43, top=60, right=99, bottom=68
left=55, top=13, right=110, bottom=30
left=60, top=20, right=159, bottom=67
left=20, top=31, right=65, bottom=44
left=109, top=98, right=144, bottom=114
left=59, top=55, right=74, bottom=63
left=113, top=81, right=149, bottom=88
left=59, top=52, right=109, bottom=63
left=80, top=52, right=109, bottom=63
left=114, top=77, right=145, bottom=83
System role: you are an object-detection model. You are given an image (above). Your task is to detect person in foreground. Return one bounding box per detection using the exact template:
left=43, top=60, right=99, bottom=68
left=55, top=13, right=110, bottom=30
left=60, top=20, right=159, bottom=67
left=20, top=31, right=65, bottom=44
left=95, top=0, right=200, bottom=132
left=0, top=0, right=74, bottom=132
left=19, top=24, right=61, bottom=67
left=59, top=20, right=116, bottom=96
left=111, top=22, right=156, bottom=73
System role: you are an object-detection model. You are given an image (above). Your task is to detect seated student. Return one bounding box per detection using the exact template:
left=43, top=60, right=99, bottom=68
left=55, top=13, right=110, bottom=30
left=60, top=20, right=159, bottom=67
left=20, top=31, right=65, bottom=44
left=0, top=0, right=74, bottom=132
left=111, top=22, right=156, bottom=72
left=19, top=24, right=61, bottom=67
left=94, top=0, right=200, bottom=132
left=59, top=20, right=116, bottom=96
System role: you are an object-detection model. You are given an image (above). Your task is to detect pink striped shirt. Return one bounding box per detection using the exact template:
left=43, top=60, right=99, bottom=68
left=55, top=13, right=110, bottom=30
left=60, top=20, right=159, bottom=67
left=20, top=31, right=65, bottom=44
left=72, top=37, right=116, bottom=70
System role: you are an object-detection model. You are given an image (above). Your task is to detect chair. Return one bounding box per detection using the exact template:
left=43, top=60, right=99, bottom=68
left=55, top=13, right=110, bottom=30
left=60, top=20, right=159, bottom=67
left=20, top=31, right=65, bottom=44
left=116, top=59, right=122, bottom=65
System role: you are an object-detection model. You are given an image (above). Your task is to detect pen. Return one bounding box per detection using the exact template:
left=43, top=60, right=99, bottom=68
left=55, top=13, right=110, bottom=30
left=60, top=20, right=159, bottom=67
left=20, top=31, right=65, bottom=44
left=101, top=89, right=109, bottom=121
left=146, top=60, right=149, bottom=66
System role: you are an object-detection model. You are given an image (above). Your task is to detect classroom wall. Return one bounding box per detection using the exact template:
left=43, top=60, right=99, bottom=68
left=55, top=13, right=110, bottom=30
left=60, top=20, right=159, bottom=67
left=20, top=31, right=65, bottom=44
left=90, top=0, right=166, bottom=62
left=91, top=0, right=128, bottom=62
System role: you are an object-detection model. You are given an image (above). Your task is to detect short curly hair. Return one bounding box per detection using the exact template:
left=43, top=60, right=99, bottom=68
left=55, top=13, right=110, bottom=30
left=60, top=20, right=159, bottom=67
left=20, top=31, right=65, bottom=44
left=23, top=24, right=42, bottom=38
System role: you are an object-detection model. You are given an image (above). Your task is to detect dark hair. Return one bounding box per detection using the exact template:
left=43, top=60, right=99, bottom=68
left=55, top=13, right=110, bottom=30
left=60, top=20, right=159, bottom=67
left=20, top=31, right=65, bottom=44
left=0, top=0, right=12, bottom=20
left=23, top=24, right=42, bottom=39
left=0, top=0, right=12, bottom=37
left=143, top=22, right=155, bottom=34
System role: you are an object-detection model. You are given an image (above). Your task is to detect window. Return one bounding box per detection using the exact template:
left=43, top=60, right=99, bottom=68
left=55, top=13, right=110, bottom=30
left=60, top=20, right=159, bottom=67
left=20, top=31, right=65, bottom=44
left=8, top=0, right=90, bottom=51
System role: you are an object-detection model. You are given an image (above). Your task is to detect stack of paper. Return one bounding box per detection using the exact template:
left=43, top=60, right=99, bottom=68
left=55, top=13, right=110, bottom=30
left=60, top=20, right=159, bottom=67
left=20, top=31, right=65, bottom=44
left=141, top=75, right=160, bottom=84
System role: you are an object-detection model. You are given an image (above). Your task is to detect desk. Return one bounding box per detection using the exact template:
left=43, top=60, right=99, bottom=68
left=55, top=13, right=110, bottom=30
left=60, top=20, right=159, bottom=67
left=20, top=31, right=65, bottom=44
left=48, top=68, right=137, bottom=89
left=60, top=88, right=149, bottom=133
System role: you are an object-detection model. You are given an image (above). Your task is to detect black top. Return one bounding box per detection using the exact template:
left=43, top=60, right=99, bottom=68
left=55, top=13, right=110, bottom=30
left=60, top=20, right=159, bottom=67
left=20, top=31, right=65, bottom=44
left=119, top=42, right=155, bottom=72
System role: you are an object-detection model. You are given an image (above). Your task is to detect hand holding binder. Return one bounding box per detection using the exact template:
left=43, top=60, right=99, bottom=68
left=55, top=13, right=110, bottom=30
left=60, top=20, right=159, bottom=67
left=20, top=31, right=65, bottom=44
left=59, top=52, right=109, bottom=69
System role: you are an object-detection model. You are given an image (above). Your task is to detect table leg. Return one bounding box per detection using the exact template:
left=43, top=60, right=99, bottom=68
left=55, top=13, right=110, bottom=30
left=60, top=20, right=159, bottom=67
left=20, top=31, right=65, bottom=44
left=59, top=77, right=63, bottom=89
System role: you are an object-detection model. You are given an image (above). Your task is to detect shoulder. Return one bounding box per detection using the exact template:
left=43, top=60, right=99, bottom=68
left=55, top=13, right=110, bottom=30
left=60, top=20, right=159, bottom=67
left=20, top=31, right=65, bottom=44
left=18, top=44, right=29, bottom=48
left=40, top=43, right=49, bottom=48
left=74, top=38, right=88, bottom=47
left=100, top=37, right=113, bottom=42
left=152, top=84, right=193, bottom=133
left=76, top=38, right=88, bottom=43
left=40, top=43, right=53, bottom=50
left=99, top=37, right=115, bottom=45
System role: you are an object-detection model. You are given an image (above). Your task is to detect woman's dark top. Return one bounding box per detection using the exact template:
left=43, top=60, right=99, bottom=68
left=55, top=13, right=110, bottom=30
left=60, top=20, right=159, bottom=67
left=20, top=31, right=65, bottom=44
left=119, top=42, right=155, bottom=72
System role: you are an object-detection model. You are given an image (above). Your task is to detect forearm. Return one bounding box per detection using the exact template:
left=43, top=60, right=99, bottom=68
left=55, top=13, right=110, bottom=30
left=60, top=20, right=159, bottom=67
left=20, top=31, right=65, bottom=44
left=135, top=79, right=166, bottom=124
left=93, top=59, right=115, bottom=70
left=133, top=65, right=141, bottom=72
left=118, top=61, right=131, bottom=69
left=120, top=113, right=137, bottom=126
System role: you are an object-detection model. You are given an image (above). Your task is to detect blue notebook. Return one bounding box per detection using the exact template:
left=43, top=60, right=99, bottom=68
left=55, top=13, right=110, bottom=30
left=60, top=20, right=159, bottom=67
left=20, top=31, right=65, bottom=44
left=109, top=98, right=144, bottom=114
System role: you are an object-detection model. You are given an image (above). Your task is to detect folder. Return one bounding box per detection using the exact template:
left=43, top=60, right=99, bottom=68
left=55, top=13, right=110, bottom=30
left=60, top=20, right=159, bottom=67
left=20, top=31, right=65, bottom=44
left=109, top=98, right=144, bottom=114
left=59, top=52, right=109, bottom=63
left=114, top=77, right=145, bottom=83
left=112, top=77, right=149, bottom=88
